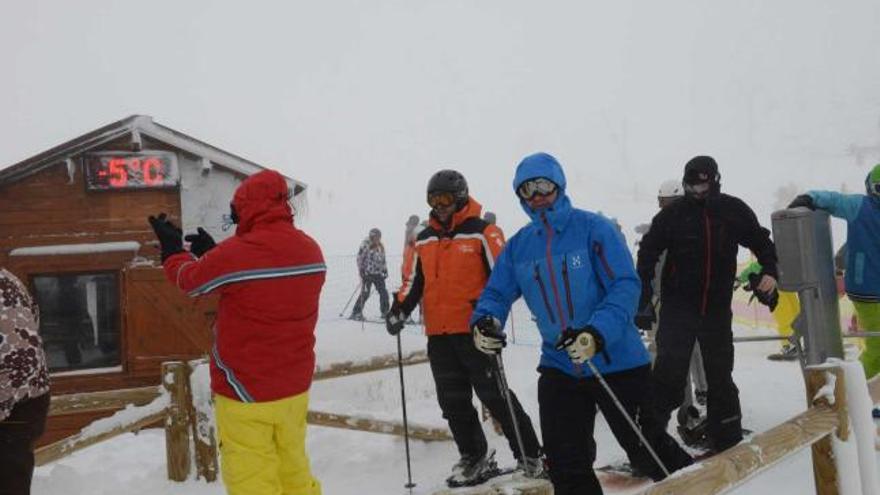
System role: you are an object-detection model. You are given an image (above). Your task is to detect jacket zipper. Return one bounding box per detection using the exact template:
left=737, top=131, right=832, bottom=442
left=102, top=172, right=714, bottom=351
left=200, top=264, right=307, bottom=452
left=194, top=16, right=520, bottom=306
left=534, top=264, right=556, bottom=325
left=593, top=241, right=616, bottom=281
left=541, top=214, right=568, bottom=331
left=561, top=254, right=575, bottom=320
left=701, top=210, right=712, bottom=316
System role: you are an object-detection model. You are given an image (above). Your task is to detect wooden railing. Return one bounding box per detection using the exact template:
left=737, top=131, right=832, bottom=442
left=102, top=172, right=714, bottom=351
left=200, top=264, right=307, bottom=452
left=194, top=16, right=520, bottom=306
left=36, top=385, right=166, bottom=466
left=642, top=365, right=858, bottom=495
left=34, top=349, right=432, bottom=477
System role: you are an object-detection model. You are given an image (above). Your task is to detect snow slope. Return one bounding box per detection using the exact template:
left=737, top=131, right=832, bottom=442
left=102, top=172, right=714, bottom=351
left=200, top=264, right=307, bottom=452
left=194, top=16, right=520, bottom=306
left=32, top=256, right=879, bottom=494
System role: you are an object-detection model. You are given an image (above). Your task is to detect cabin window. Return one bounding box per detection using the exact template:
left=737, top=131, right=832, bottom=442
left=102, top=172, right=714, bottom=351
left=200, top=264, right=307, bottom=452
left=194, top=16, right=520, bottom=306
left=32, top=272, right=121, bottom=373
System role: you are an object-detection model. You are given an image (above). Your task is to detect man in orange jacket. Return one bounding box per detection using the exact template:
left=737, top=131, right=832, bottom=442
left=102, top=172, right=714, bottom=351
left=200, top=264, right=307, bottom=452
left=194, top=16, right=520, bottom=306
left=149, top=169, right=325, bottom=495
left=386, top=170, right=542, bottom=488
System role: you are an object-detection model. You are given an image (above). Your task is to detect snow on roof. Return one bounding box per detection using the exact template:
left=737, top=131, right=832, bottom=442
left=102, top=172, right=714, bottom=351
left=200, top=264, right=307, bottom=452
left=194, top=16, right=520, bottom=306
left=9, top=241, right=141, bottom=257
left=0, top=115, right=306, bottom=196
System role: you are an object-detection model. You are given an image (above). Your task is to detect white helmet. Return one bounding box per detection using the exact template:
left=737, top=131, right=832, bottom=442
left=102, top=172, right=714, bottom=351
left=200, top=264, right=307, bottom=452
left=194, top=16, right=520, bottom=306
left=658, top=179, right=684, bottom=198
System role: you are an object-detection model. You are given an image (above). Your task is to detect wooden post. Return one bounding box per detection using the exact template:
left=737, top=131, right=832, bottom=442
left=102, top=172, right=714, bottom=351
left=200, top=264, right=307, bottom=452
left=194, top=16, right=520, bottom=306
left=804, top=366, right=847, bottom=495
left=163, top=361, right=192, bottom=482
left=188, top=359, right=219, bottom=482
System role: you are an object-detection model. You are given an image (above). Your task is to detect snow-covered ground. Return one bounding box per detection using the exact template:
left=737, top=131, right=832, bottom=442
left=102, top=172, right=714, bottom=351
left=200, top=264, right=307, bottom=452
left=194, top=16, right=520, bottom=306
left=32, top=256, right=879, bottom=494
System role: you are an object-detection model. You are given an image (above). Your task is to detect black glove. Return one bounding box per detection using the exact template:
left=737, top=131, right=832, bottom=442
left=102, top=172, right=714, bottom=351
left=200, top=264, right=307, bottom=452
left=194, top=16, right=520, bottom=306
left=788, top=194, right=815, bottom=210
left=634, top=302, right=656, bottom=330
left=472, top=316, right=506, bottom=355
left=184, top=227, right=216, bottom=257
left=148, top=213, right=184, bottom=262
left=385, top=300, right=406, bottom=336
left=746, top=272, right=779, bottom=311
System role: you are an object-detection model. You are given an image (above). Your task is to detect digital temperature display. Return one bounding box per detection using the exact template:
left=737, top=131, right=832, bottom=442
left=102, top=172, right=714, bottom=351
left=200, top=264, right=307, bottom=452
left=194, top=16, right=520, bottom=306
left=84, top=151, right=179, bottom=191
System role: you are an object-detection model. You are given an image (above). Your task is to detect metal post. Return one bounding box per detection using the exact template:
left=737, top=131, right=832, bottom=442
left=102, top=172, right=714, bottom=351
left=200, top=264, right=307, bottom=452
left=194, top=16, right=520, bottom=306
left=771, top=208, right=844, bottom=364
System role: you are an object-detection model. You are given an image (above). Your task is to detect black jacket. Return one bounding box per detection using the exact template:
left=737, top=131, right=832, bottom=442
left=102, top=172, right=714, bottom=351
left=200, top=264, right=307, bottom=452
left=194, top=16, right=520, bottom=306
left=637, top=193, right=777, bottom=316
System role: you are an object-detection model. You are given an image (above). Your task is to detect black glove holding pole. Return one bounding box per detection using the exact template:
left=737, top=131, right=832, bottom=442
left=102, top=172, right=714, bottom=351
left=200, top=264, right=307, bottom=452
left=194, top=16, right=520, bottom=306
left=385, top=297, right=406, bottom=336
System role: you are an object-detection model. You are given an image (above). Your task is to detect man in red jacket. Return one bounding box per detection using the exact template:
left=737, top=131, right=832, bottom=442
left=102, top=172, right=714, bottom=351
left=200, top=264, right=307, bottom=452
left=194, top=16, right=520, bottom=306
left=149, top=169, right=326, bottom=495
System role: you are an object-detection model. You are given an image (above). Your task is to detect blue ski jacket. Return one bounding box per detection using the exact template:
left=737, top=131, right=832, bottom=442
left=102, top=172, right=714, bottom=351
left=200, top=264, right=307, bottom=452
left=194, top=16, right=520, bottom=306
left=809, top=184, right=880, bottom=302
left=471, top=152, right=650, bottom=377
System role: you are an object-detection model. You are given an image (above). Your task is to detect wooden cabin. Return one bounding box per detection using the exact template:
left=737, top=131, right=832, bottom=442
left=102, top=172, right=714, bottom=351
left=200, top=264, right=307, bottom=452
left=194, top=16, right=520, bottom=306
left=0, top=115, right=306, bottom=444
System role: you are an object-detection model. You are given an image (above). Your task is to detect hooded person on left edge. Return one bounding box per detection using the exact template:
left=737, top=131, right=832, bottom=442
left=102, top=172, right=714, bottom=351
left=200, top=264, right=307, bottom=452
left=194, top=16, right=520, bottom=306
left=0, top=268, right=51, bottom=495
left=149, top=169, right=326, bottom=495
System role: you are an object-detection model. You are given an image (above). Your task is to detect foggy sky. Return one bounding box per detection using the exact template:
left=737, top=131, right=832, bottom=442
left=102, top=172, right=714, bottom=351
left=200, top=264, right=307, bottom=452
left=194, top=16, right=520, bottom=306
left=2, top=0, right=879, bottom=256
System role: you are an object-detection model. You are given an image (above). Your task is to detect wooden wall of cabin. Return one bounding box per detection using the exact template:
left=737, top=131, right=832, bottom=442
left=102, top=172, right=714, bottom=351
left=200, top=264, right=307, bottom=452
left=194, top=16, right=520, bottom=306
left=0, top=137, right=217, bottom=445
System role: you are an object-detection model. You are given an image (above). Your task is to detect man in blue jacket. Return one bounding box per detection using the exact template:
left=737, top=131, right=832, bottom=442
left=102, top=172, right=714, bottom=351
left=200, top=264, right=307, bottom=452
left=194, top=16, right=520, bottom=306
left=789, top=164, right=880, bottom=380
left=470, top=152, right=692, bottom=494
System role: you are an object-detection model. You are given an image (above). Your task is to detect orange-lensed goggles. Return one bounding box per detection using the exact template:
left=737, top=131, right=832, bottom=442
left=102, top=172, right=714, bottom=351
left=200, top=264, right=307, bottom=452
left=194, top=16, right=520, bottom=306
left=517, top=178, right=558, bottom=200
left=428, top=191, right=457, bottom=209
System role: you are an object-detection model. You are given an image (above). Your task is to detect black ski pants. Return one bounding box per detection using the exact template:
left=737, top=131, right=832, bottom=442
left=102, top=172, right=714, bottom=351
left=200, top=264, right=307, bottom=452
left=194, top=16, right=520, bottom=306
left=351, top=274, right=389, bottom=316
left=0, top=393, right=50, bottom=495
left=427, top=334, right=541, bottom=461
left=652, top=307, right=742, bottom=452
left=538, top=365, right=692, bottom=495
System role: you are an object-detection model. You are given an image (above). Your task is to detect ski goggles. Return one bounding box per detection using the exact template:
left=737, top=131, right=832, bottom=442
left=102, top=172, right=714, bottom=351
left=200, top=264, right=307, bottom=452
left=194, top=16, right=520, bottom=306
left=428, top=191, right=457, bottom=209
left=517, top=178, right=558, bottom=200
left=870, top=181, right=880, bottom=196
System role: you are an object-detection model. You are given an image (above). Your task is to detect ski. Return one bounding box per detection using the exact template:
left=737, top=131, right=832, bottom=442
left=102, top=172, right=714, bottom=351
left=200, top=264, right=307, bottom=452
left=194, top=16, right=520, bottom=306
left=595, top=462, right=652, bottom=491
left=432, top=467, right=549, bottom=494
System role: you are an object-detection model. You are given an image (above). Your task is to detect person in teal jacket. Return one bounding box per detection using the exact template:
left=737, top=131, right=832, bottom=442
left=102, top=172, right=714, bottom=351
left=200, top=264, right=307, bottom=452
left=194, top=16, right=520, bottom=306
left=470, top=152, right=692, bottom=494
left=789, top=164, right=880, bottom=379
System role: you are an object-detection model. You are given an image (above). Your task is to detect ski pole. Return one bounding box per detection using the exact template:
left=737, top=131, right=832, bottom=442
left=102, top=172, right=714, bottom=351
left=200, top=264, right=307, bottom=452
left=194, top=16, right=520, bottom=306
left=338, top=282, right=362, bottom=317
left=493, top=353, right=533, bottom=476
left=583, top=358, right=671, bottom=478
left=396, top=334, right=416, bottom=491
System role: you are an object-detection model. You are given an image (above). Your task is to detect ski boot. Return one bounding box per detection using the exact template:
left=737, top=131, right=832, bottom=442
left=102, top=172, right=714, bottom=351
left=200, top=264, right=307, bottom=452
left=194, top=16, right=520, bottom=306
left=767, top=344, right=798, bottom=361
left=446, top=449, right=501, bottom=488
left=677, top=406, right=710, bottom=450
left=517, top=453, right=547, bottom=479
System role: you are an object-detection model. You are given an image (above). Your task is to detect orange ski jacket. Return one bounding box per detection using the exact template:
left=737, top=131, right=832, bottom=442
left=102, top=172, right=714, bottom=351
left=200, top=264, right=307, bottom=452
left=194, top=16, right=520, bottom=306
left=397, top=197, right=504, bottom=335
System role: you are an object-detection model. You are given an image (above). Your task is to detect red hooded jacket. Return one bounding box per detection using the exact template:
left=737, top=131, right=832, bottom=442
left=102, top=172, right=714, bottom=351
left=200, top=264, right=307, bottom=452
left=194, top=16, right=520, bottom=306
left=162, top=170, right=326, bottom=402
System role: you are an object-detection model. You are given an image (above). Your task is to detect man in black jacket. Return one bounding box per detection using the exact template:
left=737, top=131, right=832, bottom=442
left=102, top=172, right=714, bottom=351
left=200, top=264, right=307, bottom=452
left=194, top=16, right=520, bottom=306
left=636, top=156, right=778, bottom=453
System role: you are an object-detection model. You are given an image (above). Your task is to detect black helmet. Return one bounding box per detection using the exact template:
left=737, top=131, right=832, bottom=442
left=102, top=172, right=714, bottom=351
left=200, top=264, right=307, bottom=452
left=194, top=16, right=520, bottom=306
left=683, top=155, right=720, bottom=199
left=427, top=169, right=469, bottom=209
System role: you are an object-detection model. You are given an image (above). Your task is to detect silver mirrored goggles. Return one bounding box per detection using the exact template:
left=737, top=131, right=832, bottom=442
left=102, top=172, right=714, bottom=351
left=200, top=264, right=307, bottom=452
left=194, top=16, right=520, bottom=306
left=518, top=178, right=558, bottom=200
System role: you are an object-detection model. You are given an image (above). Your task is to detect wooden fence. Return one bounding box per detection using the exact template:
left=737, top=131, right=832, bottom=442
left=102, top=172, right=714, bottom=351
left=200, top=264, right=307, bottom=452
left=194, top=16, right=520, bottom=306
left=642, top=364, right=878, bottom=495
left=33, top=349, right=433, bottom=480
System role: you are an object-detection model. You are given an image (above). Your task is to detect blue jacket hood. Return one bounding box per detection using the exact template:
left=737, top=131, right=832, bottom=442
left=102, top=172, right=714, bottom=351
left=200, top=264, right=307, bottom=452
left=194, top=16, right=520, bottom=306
left=513, top=152, right=572, bottom=231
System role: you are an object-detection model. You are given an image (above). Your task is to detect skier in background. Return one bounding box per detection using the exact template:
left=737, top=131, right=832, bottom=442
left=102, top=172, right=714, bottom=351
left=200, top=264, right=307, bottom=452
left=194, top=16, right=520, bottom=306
left=349, top=228, right=389, bottom=321
left=483, top=211, right=497, bottom=225
left=736, top=261, right=800, bottom=361
left=637, top=155, right=779, bottom=455
left=149, top=169, right=326, bottom=495
left=0, top=268, right=51, bottom=495
left=471, top=153, right=692, bottom=494
left=789, top=164, right=880, bottom=380
left=386, top=169, right=543, bottom=488
left=401, top=215, right=422, bottom=324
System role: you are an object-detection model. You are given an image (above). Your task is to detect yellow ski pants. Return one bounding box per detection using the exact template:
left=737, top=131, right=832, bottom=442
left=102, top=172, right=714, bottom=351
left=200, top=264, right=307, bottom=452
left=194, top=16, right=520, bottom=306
left=215, top=392, right=321, bottom=495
